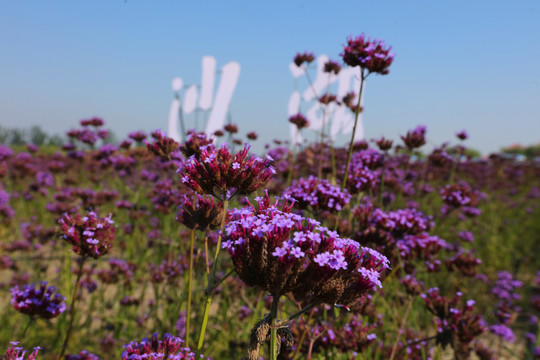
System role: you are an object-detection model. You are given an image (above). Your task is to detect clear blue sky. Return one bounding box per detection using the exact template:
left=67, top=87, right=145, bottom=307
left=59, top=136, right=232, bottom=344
left=1, top=0, right=539, bottom=154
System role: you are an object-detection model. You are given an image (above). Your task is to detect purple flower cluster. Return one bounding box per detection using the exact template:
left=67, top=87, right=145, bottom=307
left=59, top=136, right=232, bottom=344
left=341, top=34, right=394, bottom=74
left=179, top=143, right=275, bottom=199
left=422, top=288, right=485, bottom=356
left=149, top=256, right=187, bottom=284
left=289, top=114, right=310, bottom=130
left=179, top=130, right=214, bottom=159
left=284, top=176, right=351, bottom=213
left=445, top=251, right=482, bottom=277
left=396, top=233, right=447, bottom=267
left=441, top=182, right=478, bottom=207
left=401, top=125, right=427, bottom=150
left=342, top=151, right=382, bottom=194
left=10, top=281, right=66, bottom=319
left=0, top=145, right=15, bottom=161
left=97, top=258, right=137, bottom=286
left=121, top=333, right=203, bottom=360
left=488, top=271, right=523, bottom=342
left=59, top=211, right=116, bottom=259
left=145, top=130, right=180, bottom=161
left=222, top=193, right=389, bottom=305
left=0, top=188, right=15, bottom=219
left=354, top=203, right=434, bottom=251
left=293, top=52, right=315, bottom=67
left=176, top=194, right=224, bottom=231
left=491, top=271, right=522, bottom=303
left=128, top=131, right=147, bottom=143
left=489, top=324, right=516, bottom=343
left=315, top=315, right=377, bottom=354
left=65, top=350, right=102, bottom=360
left=2, top=342, right=41, bottom=360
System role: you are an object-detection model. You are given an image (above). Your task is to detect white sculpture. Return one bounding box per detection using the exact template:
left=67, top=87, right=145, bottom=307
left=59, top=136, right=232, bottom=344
left=168, top=56, right=241, bottom=141
left=287, top=54, right=365, bottom=144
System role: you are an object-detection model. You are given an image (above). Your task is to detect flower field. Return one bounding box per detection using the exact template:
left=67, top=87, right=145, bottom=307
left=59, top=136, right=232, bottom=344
left=0, top=36, right=539, bottom=360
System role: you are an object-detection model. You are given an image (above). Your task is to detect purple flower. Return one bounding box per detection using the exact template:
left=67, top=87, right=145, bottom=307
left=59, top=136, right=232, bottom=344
left=65, top=350, right=102, bottom=360
left=121, top=333, right=202, bottom=360
left=11, top=281, right=66, bottom=319
left=2, top=342, right=41, bottom=360
left=0, top=145, right=15, bottom=161
left=401, top=125, right=427, bottom=150
left=59, top=211, right=116, bottom=259
left=178, top=143, right=275, bottom=199
left=458, top=231, right=474, bottom=243
left=222, top=193, right=389, bottom=306
left=456, top=130, right=469, bottom=140
left=284, top=176, right=351, bottom=213
left=490, top=324, right=516, bottom=342
left=341, top=34, right=394, bottom=75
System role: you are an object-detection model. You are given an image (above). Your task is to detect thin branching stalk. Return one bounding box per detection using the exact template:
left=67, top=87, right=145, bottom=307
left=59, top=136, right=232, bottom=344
left=341, top=69, right=366, bottom=192
left=59, top=257, right=86, bottom=360
left=396, top=335, right=437, bottom=357
left=20, top=316, right=34, bottom=339
left=195, top=199, right=229, bottom=358
left=185, top=229, right=196, bottom=347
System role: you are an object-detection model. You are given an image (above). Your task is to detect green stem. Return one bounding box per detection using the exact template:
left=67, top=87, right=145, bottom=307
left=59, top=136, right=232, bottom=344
left=341, top=69, right=366, bottom=192
left=59, top=257, right=86, bottom=360
left=269, top=295, right=280, bottom=360
left=194, top=199, right=229, bottom=358
left=185, top=229, right=196, bottom=347
left=20, top=317, right=34, bottom=339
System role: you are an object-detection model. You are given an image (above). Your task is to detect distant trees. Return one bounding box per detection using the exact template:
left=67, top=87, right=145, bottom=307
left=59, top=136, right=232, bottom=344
left=0, top=125, right=118, bottom=147
left=0, top=125, right=65, bottom=146
left=501, top=143, right=540, bottom=160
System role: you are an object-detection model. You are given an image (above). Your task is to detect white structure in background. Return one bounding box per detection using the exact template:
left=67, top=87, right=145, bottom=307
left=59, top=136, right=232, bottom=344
left=168, top=56, right=241, bottom=141
left=287, top=54, right=364, bottom=145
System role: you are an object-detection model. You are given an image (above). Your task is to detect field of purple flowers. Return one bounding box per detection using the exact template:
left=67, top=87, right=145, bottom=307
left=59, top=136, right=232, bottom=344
left=1, top=35, right=540, bottom=360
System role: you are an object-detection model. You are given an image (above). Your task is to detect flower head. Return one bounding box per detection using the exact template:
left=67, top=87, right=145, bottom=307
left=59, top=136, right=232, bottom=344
left=401, top=125, right=427, bottom=150
left=176, top=194, right=224, bottom=231
left=341, top=34, right=394, bottom=75
left=289, top=114, right=310, bottom=130
left=323, top=60, right=342, bottom=75
left=146, top=129, right=180, bottom=160
left=65, top=351, right=101, bottom=360
left=121, top=333, right=202, bottom=360
left=222, top=193, right=389, bottom=305
left=293, top=52, right=315, bottom=67
left=59, top=211, right=115, bottom=259
left=3, top=342, right=42, bottom=360
left=11, top=281, right=66, bottom=319
left=422, top=288, right=485, bottom=354
left=178, top=143, right=275, bottom=199
left=284, top=176, right=351, bottom=213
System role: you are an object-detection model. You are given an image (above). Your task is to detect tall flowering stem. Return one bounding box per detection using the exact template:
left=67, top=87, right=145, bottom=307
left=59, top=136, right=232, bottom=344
left=185, top=229, right=195, bottom=347
left=177, top=192, right=225, bottom=347
left=59, top=257, right=86, bottom=360
left=340, top=34, right=394, bottom=191
left=58, top=210, right=115, bottom=359
left=341, top=70, right=365, bottom=192
left=194, top=199, right=229, bottom=358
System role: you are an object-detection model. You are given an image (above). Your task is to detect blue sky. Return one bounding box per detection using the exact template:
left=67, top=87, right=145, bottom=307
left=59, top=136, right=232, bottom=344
left=1, top=0, right=539, bottom=154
